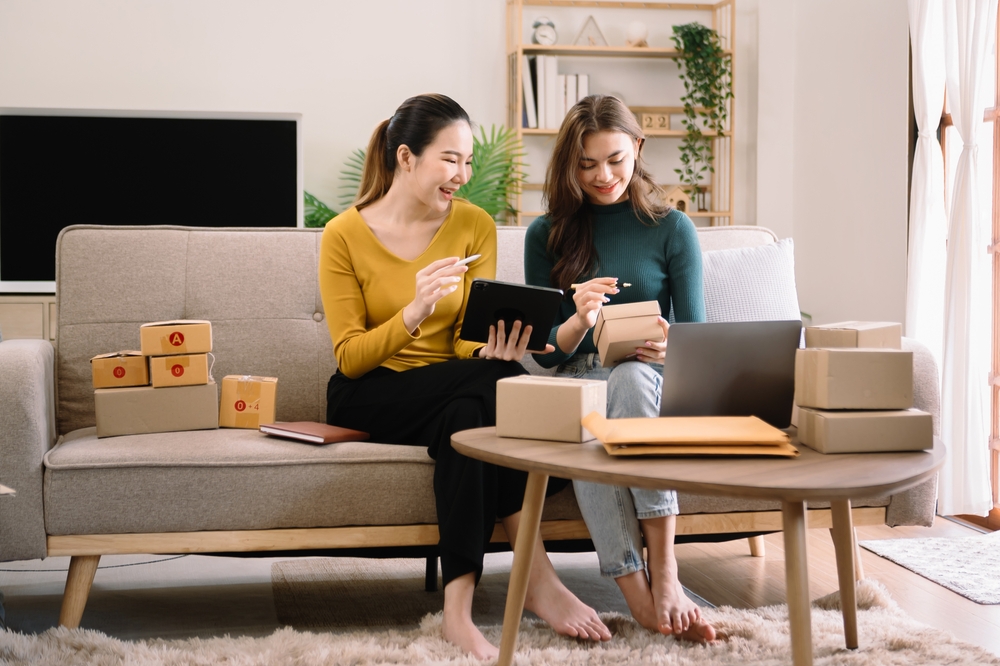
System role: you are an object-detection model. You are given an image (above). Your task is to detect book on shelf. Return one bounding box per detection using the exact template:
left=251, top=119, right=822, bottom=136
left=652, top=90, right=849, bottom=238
left=536, top=55, right=547, bottom=130
left=521, top=54, right=538, bottom=129
left=544, top=56, right=558, bottom=129
left=259, top=421, right=370, bottom=445
left=555, top=74, right=567, bottom=124
left=577, top=74, right=589, bottom=101
left=564, top=74, right=577, bottom=113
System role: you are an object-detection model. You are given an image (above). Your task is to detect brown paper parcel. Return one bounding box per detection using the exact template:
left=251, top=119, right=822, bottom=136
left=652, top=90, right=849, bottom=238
left=804, top=321, right=902, bottom=349
left=94, top=381, right=219, bottom=438
left=91, top=351, right=149, bottom=389
left=149, top=353, right=210, bottom=388
left=593, top=301, right=663, bottom=368
left=797, top=407, right=933, bottom=454
left=581, top=412, right=798, bottom=457
left=496, top=375, right=606, bottom=442
left=219, top=375, right=278, bottom=429
left=794, top=347, right=913, bottom=410
left=140, top=320, right=213, bottom=356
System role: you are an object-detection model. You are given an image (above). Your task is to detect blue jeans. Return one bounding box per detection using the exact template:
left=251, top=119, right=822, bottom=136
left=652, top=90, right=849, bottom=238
left=557, top=354, right=680, bottom=578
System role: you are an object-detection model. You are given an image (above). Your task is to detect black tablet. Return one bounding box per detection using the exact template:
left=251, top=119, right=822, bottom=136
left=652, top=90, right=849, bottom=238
left=460, top=279, right=564, bottom=352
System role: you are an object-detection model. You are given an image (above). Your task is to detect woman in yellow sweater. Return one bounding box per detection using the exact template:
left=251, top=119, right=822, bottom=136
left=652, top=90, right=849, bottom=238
left=319, top=94, right=610, bottom=660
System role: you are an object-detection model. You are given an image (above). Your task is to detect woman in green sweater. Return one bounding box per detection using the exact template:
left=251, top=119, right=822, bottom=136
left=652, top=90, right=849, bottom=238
left=525, top=94, right=715, bottom=642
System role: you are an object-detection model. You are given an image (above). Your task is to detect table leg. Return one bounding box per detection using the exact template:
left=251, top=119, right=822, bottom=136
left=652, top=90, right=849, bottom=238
left=497, top=471, right=549, bottom=666
left=781, top=500, right=813, bottom=666
left=830, top=499, right=859, bottom=649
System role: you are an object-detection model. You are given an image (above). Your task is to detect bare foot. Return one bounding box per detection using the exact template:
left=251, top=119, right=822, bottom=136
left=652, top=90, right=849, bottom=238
left=649, top=566, right=716, bottom=642
left=524, top=576, right=612, bottom=642
left=441, top=608, right=499, bottom=661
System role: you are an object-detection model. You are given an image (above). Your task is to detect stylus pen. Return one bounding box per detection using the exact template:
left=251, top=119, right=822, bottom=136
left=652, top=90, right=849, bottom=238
left=569, top=282, right=631, bottom=290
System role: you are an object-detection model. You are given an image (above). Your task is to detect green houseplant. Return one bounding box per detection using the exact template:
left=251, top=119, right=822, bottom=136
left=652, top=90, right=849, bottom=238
left=670, top=22, right=733, bottom=211
left=303, top=124, right=525, bottom=227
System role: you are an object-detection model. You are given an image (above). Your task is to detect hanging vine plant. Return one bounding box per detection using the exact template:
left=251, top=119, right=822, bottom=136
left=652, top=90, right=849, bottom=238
left=670, top=22, right=733, bottom=211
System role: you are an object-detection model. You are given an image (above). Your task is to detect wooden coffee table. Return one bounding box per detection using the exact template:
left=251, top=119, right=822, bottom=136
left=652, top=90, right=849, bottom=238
left=451, top=428, right=944, bottom=666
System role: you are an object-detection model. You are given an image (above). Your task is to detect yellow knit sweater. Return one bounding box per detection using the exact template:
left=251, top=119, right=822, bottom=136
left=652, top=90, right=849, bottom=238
left=319, top=199, right=496, bottom=378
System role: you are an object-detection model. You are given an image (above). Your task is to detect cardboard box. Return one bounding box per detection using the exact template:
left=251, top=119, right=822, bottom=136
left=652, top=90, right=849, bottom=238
left=496, top=375, right=607, bottom=442
left=795, top=348, right=913, bottom=410
left=805, top=321, right=901, bottom=349
left=140, top=320, right=213, bottom=356
left=91, top=351, right=149, bottom=389
left=94, top=381, right=219, bottom=438
left=797, top=407, right=933, bottom=453
left=219, top=375, right=278, bottom=429
left=149, top=353, right=210, bottom=388
left=593, top=301, right=663, bottom=368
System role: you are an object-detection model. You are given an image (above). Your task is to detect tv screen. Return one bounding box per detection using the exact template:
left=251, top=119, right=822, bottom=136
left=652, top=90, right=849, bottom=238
left=0, top=109, right=302, bottom=292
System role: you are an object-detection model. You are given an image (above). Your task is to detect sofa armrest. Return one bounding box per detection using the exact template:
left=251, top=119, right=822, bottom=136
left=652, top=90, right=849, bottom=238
left=0, top=339, right=56, bottom=561
left=884, top=336, right=941, bottom=527
left=902, top=336, right=941, bottom=436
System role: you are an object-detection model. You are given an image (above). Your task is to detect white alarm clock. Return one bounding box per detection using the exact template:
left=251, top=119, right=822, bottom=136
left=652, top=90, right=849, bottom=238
left=532, top=17, right=557, bottom=46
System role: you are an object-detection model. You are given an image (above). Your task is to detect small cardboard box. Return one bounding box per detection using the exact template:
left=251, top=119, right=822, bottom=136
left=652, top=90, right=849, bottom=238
left=795, top=347, right=913, bottom=410
left=593, top=301, right=663, bottom=368
left=496, top=375, right=607, bottom=442
left=91, top=351, right=149, bottom=389
left=149, top=353, right=210, bottom=388
left=805, top=321, right=901, bottom=349
left=140, top=320, right=213, bottom=356
left=797, top=407, right=933, bottom=453
left=94, top=381, right=219, bottom=438
left=219, top=375, right=278, bottom=429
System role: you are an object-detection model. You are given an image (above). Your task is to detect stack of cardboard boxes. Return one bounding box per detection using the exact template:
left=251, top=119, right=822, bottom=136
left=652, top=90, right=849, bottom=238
left=92, top=320, right=279, bottom=437
left=92, top=320, right=218, bottom=438
left=794, top=321, right=933, bottom=453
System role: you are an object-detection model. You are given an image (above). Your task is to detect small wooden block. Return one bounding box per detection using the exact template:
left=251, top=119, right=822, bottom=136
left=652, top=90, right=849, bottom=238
left=639, top=112, right=670, bottom=131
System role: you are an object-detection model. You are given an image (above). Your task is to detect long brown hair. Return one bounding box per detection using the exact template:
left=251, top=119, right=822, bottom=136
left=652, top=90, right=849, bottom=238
left=355, top=93, right=472, bottom=210
left=543, top=94, right=668, bottom=292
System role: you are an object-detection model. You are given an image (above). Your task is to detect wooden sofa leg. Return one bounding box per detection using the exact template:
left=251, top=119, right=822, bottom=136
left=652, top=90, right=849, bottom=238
left=854, top=529, right=865, bottom=581
left=59, top=555, right=101, bottom=628
left=747, top=535, right=766, bottom=557
left=425, top=556, right=438, bottom=592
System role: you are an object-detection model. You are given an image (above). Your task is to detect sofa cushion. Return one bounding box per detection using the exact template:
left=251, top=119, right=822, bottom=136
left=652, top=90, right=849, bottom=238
left=702, top=237, right=801, bottom=323
left=42, top=427, right=585, bottom=535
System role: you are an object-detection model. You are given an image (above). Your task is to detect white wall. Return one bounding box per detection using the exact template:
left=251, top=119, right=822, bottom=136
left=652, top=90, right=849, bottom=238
left=0, top=0, right=911, bottom=327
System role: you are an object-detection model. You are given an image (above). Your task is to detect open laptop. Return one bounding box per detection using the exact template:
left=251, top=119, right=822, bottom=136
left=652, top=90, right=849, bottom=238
left=659, top=320, right=803, bottom=428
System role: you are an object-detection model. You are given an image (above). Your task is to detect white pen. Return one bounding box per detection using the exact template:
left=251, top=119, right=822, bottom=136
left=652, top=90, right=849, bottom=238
left=455, top=254, right=481, bottom=266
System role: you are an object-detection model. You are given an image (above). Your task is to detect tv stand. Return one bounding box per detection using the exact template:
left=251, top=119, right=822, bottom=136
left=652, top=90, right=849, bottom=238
left=0, top=294, right=56, bottom=343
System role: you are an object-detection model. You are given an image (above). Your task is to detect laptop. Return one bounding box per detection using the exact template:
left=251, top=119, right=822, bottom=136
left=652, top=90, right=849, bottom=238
left=659, top=321, right=803, bottom=428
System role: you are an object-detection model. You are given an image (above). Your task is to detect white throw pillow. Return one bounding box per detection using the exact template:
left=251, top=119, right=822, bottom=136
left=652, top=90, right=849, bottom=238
left=701, top=237, right=801, bottom=323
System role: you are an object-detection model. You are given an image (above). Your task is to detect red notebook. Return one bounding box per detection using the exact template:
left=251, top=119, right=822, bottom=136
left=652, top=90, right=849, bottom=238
left=259, top=421, right=370, bottom=445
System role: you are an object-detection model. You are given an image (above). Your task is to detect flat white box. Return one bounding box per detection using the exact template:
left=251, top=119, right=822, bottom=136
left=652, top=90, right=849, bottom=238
left=496, top=376, right=607, bottom=443
left=797, top=407, right=933, bottom=453
left=795, top=348, right=913, bottom=410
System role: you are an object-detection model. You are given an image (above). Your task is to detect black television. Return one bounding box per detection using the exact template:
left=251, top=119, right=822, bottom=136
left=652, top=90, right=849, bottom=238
left=0, top=109, right=303, bottom=293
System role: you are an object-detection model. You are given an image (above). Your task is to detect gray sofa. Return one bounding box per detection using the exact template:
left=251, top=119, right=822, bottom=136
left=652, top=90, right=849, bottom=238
left=0, top=223, right=939, bottom=629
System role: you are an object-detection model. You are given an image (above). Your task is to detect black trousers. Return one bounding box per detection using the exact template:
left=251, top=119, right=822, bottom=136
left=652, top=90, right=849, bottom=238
left=326, top=359, right=568, bottom=587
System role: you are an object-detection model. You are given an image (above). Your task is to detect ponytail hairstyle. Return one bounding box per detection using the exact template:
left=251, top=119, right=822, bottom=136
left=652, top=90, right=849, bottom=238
left=543, top=94, right=668, bottom=293
left=355, top=93, right=472, bottom=210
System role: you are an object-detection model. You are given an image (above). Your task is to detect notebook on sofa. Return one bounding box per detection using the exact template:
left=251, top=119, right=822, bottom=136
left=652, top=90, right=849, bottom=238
left=259, top=422, right=370, bottom=445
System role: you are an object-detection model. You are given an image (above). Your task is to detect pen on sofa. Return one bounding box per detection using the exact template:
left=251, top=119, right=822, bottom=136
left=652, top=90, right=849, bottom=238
left=569, top=282, right=631, bottom=290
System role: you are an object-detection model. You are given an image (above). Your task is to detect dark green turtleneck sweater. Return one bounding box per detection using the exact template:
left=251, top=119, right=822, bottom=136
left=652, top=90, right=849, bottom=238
left=524, top=201, right=705, bottom=369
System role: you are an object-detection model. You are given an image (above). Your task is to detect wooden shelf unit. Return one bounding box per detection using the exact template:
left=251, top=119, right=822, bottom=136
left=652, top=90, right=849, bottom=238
left=506, top=0, right=736, bottom=227
left=0, top=294, right=57, bottom=344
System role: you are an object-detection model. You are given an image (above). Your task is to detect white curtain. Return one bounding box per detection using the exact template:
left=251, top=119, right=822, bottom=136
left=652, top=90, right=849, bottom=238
left=938, top=0, right=997, bottom=516
left=906, top=0, right=947, bottom=367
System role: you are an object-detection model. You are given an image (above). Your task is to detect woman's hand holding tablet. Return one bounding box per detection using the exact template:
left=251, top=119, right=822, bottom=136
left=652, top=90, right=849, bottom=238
left=459, top=279, right=563, bottom=355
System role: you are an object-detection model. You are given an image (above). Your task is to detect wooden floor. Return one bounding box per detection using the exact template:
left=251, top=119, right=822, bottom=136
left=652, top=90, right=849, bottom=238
left=674, top=517, right=1000, bottom=657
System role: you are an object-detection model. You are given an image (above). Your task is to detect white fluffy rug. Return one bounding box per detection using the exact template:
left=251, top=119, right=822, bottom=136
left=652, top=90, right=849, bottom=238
left=1, top=580, right=998, bottom=665
left=860, top=529, right=1000, bottom=604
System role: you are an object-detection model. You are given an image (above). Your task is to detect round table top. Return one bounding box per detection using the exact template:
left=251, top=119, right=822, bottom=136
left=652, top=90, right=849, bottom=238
left=451, top=428, right=945, bottom=503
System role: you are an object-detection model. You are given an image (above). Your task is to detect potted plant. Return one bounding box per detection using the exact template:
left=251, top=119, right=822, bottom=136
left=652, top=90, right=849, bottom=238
left=670, top=22, right=733, bottom=212
left=304, top=125, right=526, bottom=227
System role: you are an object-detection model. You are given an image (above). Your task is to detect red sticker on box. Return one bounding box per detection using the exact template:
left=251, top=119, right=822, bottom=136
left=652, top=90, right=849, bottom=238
left=235, top=400, right=246, bottom=412
left=171, top=364, right=184, bottom=377
left=113, top=367, right=126, bottom=378
left=169, top=332, right=185, bottom=347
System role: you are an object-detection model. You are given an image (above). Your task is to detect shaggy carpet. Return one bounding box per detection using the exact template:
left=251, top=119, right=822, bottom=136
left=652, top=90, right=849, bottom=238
left=1, top=580, right=998, bottom=665
left=860, top=529, right=1000, bottom=604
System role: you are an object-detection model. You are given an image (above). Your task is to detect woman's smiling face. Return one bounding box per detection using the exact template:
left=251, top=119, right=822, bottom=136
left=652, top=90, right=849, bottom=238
left=405, top=120, right=474, bottom=214
left=576, top=130, right=639, bottom=205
